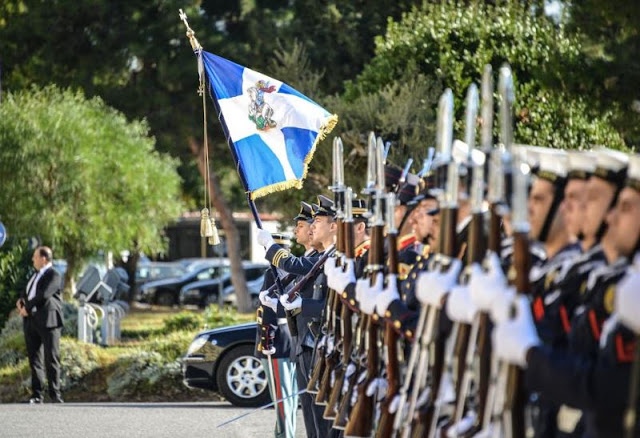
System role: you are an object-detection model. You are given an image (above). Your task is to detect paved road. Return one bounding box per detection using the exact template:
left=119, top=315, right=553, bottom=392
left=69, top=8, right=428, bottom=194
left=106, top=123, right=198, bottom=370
left=0, top=402, right=307, bottom=438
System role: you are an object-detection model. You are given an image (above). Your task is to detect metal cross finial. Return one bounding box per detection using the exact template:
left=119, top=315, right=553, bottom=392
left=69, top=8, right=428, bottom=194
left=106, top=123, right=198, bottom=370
left=178, top=8, right=202, bottom=52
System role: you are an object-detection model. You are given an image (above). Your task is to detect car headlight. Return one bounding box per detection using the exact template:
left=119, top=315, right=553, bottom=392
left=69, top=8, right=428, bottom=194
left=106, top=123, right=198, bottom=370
left=187, top=336, right=208, bottom=355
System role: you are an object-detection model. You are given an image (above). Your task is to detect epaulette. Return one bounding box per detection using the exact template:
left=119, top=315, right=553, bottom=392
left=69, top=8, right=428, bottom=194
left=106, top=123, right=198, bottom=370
left=397, top=233, right=417, bottom=251
left=355, top=240, right=371, bottom=259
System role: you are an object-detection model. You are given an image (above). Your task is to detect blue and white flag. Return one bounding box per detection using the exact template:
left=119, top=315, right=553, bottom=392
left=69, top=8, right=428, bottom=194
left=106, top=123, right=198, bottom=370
left=201, top=51, right=337, bottom=199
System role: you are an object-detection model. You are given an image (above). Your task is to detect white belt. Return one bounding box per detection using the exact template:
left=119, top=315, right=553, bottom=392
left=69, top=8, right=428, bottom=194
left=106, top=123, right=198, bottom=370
left=277, top=318, right=288, bottom=325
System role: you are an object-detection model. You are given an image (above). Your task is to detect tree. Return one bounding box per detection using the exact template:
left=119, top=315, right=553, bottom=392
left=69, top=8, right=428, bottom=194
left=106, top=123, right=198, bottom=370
left=336, top=0, right=625, bottom=170
left=0, top=86, right=183, bottom=295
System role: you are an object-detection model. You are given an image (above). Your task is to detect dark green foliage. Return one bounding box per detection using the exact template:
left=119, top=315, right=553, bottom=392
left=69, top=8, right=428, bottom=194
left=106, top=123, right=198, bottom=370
left=161, top=311, right=202, bottom=334
left=0, top=240, right=33, bottom=331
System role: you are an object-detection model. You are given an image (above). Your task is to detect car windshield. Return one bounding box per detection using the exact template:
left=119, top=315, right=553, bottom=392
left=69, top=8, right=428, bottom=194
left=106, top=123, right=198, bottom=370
left=136, top=264, right=186, bottom=282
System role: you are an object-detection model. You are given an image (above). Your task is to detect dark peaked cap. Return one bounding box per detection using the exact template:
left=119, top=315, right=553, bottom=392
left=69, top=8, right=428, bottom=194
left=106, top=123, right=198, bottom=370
left=293, top=201, right=314, bottom=222
left=313, top=195, right=336, bottom=217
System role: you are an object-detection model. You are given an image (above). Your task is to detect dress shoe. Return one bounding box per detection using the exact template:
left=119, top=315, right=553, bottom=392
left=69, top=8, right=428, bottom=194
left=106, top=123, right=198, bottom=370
left=24, top=397, right=43, bottom=404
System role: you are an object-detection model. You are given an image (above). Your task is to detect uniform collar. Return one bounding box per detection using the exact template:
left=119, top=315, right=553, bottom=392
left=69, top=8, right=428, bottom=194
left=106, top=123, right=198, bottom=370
left=355, top=239, right=371, bottom=258
left=397, top=233, right=417, bottom=251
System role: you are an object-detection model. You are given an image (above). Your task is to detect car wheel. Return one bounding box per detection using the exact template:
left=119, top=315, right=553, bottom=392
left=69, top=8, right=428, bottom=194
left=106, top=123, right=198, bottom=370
left=216, top=344, right=270, bottom=407
left=156, top=291, right=175, bottom=307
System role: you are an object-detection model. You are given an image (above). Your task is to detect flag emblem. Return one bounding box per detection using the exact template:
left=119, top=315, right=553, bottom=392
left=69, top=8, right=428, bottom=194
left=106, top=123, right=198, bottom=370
left=248, top=80, right=277, bottom=131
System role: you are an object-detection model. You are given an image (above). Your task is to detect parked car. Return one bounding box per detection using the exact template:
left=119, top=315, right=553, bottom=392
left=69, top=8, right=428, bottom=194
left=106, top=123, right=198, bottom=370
left=179, top=262, right=268, bottom=308
left=133, top=260, right=230, bottom=306
left=223, top=273, right=267, bottom=309
left=135, top=262, right=186, bottom=288
left=182, top=322, right=270, bottom=407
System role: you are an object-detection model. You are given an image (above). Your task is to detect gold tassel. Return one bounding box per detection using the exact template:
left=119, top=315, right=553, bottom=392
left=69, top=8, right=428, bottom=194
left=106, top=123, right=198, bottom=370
left=201, top=208, right=213, bottom=237
left=208, top=217, right=221, bottom=246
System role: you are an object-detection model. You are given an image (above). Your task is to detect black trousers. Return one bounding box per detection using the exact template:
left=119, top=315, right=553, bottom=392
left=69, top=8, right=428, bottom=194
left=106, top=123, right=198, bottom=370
left=23, top=317, right=61, bottom=400
left=297, top=347, right=337, bottom=438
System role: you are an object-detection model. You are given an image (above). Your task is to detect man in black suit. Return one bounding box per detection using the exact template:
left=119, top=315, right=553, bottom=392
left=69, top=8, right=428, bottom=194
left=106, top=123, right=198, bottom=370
left=16, top=246, right=64, bottom=404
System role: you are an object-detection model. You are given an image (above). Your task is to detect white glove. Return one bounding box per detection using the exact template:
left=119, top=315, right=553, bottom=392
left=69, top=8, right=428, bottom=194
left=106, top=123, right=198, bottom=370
left=326, top=258, right=355, bottom=293
left=446, top=285, right=476, bottom=324
left=355, top=273, right=383, bottom=315
left=615, top=258, right=640, bottom=334
left=366, top=377, right=388, bottom=401
left=375, top=274, right=400, bottom=318
left=259, top=290, right=278, bottom=312
left=492, top=296, right=541, bottom=367
left=416, top=259, right=462, bottom=308
left=489, top=286, right=516, bottom=324
left=469, top=252, right=508, bottom=312
left=256, top=228, right=275, bottom=249
left=279, top=294, right=302, bottom=311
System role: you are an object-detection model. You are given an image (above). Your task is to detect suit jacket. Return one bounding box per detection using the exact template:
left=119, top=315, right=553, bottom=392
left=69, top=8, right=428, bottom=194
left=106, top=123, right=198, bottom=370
left=21, top=268, right=63, bottom=329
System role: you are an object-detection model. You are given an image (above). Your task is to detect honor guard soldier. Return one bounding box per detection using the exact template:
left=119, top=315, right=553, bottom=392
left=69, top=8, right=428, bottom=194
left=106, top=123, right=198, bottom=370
left=278, top=195, right=338, bottom=438
left=255, top=232, right=299, bottom=438
left=492, top=153, right=640, bottom=438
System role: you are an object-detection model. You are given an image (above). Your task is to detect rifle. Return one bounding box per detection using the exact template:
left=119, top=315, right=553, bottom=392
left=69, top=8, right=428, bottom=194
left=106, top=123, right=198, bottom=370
left=396, top=89, right=457, bottom=438
left=344, top=136, right=386, bottom=438
left=375, top=192, right=402, bottom=438
left=314, top=138, right=347, bottom=404
left=439, top=83, right=481, bottom=438
left=497, top=65, right=531, bottom=438
left=334, top=132, right=379, bottom=430
left=325, top=187, right=356, bottom=419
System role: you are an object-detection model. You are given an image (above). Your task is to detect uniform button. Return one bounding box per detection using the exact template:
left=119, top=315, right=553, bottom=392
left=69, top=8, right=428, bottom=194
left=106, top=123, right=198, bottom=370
left=411, top=273, right=417, bottom=279
left=417, top=256, right=422, bottom=261
left=405, top=330, right=413, bottom=338
left=393, top=320, right=402, bottom=329
left=342, top=292, right=347, bottom=299
left=385, top=310, right=391, bottom=318
left=350, top=299, right=356, bottom=307
left=406, top=283, right=411, bottom=289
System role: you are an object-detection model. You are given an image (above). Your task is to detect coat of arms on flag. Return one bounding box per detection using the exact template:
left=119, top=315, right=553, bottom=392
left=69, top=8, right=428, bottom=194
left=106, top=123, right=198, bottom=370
left=200, top=51, right=338, bottom=199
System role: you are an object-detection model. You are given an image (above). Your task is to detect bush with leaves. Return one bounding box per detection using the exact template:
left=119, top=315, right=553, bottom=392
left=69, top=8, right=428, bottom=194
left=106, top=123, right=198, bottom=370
left=0, top=240, right=34, bottom=330
left=202, top=305, right=244, bottom=329
left=341, top=0, right=625, bottom=153
left=106, top=350, right=182, bottom=400
left=161, top=311, right=202, bottom=334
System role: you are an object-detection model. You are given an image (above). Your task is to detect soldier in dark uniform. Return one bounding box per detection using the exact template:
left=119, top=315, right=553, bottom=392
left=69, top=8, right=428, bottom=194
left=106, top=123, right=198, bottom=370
left=276, top=195, right=338, bottom=438
left=255, top=233, right=299, bottom=438
left=492, top=153, right=640, bottom=438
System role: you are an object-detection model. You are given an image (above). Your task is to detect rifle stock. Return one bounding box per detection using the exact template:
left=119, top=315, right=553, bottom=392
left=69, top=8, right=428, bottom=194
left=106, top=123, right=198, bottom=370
left=344, top=220, right=384, bottom=438
left=503, top=230, right=530, bottom=438
left=325, top=217, right=356, bottom=419
left=375, top=227, right=401, bottom=438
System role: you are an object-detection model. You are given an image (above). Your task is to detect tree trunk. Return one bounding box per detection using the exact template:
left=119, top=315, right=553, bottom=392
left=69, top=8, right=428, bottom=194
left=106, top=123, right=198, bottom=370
left=63, top=253, right=77, bottom=302
left=189, top=137, right=252, bottom=313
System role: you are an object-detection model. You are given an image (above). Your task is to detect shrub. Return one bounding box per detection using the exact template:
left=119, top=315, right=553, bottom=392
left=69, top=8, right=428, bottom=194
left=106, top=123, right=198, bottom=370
left=106, top=350, right=182, bottom=400
left=202, top=305, right=243, bottom=329
left=59, top=338, right=102, bottom=390
left=161, top=311, right=202, bottom=334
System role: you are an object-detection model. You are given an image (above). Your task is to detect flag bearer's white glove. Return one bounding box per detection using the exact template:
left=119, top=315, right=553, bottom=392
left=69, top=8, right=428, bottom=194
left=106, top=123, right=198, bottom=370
left=257, top=229, right=275, bottom=249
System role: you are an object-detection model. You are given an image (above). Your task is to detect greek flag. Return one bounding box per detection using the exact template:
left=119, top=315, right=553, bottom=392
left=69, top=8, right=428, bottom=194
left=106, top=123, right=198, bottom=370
left=201, top=51, right=337, bottom=199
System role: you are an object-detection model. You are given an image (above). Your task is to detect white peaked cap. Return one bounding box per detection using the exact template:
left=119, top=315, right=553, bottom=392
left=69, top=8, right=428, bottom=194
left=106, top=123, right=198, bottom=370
left=567, top=150, right=596, bottom=175
left=538, top=148, right=568, bottom=178
left=452, top=139, right=485, bottom=166
left=594, top=147, right=628, bottom=172
left=517, top=145, right=549, bottom=169
left=627, top=154, right=640, bottom=183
